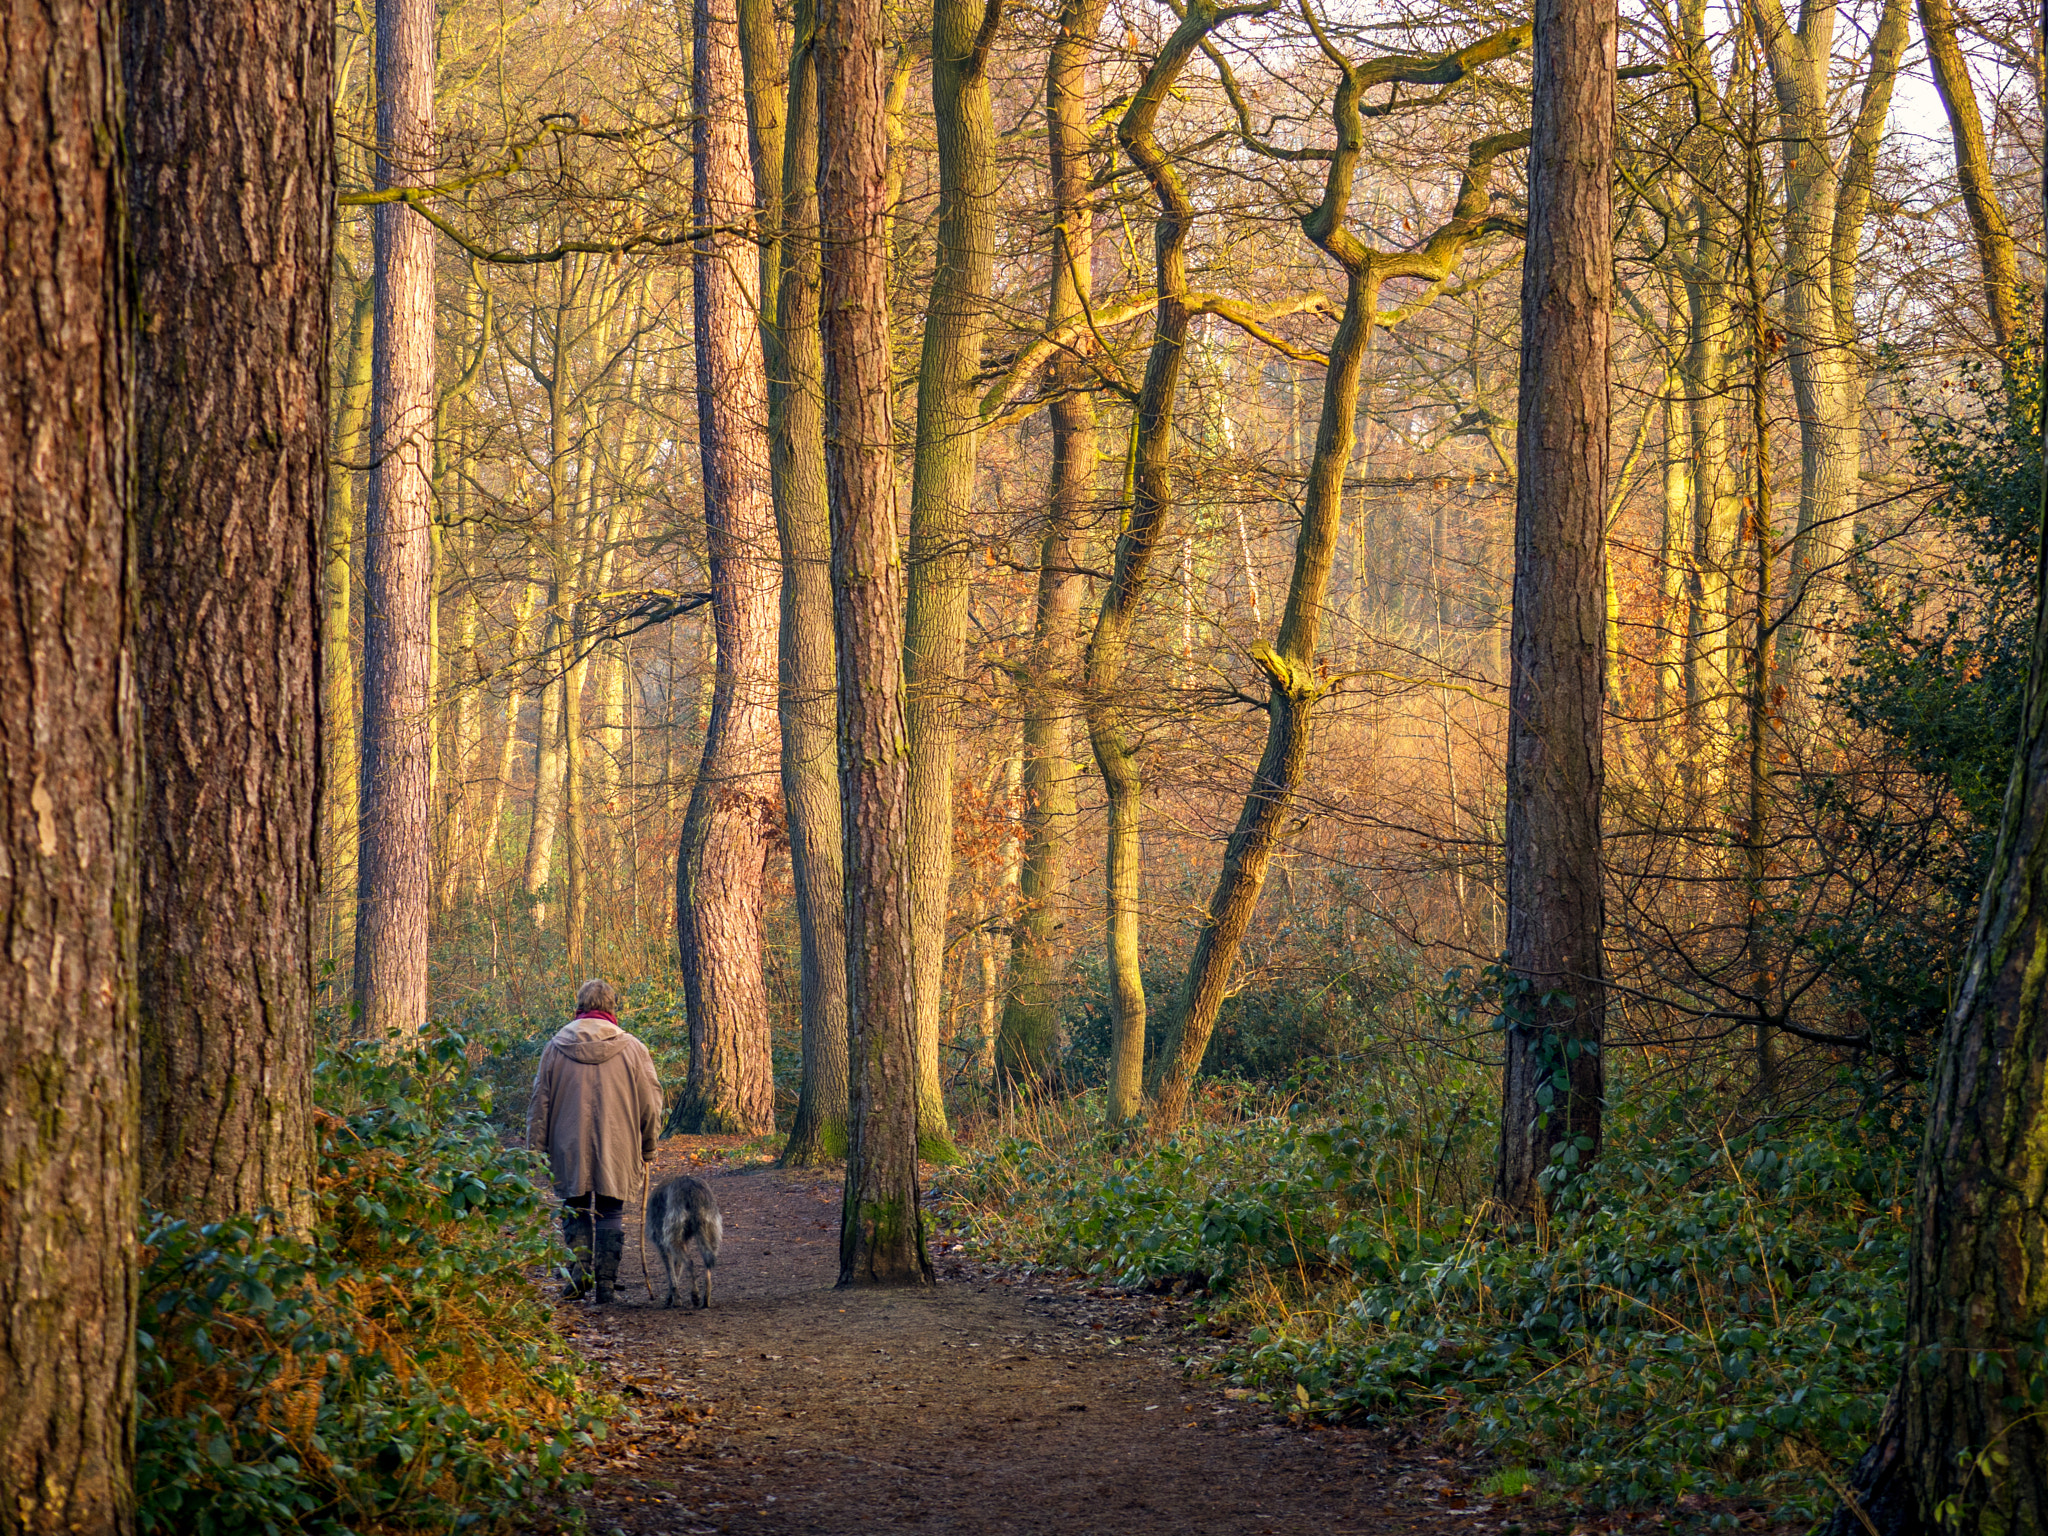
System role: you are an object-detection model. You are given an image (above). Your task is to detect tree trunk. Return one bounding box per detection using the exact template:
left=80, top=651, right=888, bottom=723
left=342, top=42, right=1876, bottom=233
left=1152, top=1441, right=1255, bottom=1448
left=992, top=0, right=1108, bottom=1101
left=764, top=0, right=851, bottom=1166
left=1149, top=37, right=1532, bottom=1128
left=1652, top=368, right=1691, bottom=775
left=354, top=0, right=437, bottom=1037
left=1495, top=0, right=1613, bottom=1219
left=901, top=0, right=1002, bottom=1157
left=1825, top=305, right=2048, bottom=1536
left=1076, top=8, right=1225, bottom=1123
left=484, top=573, right=542, bottom=899
left=129, top=0, right=328, bottom=1229
left=1749, top=0, right=1907, bottom=668
left=673, top=0, right=782, bottom=1136
left=1918, top=0, right=2021, bottom=351
left=0, top=0, right=138, bottom=1519
left=819, top=0, right=933, bottom=1284
left=326, top=283, right=373, bottom=961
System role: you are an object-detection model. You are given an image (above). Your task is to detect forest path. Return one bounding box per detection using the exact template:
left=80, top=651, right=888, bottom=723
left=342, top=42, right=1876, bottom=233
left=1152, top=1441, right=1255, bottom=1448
left=531, top=1138, right=1546, bottom=1536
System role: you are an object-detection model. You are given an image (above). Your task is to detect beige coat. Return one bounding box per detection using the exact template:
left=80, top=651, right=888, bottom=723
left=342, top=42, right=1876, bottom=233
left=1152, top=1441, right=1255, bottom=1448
left=526, top=1017, right=665, bottom=1203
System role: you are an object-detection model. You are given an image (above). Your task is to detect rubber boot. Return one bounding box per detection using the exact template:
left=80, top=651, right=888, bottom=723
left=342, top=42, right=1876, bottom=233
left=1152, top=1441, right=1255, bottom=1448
left=560, top=1211, right=595, bottom=1301
left=594, top=1228, right=625, bottom=1305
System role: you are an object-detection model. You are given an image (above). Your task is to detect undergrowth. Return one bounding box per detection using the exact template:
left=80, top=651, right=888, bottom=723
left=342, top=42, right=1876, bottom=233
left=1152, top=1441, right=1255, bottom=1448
left=945, top=1082, right=1911, bottom=1522
left=136, top=1028, right=608, bottom=1535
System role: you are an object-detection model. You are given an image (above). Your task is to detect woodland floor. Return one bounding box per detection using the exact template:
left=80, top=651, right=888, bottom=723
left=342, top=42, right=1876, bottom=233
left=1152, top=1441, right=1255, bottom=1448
left=521, top=1138, right=1778, bottom=1536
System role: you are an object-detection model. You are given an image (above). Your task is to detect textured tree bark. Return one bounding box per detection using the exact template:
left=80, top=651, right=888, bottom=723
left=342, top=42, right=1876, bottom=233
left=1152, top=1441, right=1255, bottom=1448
left=673, top=0, right=782, bottom=1137
left=1495, top=0, right=1613, bottom=1219
left=354, top=0, right=437, bottom=1037
left=128, top=0, right=328, bottom=1229
left=0, top=0, right=138, bottom=1521
left=901, top=0, right=1003, bottom=1155
left=819, top=0, right=933, bottom=1284
left=326, top=284, right=373, bottom=956
left=1149, top=35, right=1529, bottom=1129
left=1918, top=0, right=2021, bottom=351
left=763, top=0, right=852, bottom=1166
left=991, top=0, right=1108, bottom=1101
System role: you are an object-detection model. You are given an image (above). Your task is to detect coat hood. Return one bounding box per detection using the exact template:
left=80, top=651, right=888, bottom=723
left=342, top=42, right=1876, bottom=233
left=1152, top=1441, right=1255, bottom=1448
left=550, top=1015, right=633, bottom=1065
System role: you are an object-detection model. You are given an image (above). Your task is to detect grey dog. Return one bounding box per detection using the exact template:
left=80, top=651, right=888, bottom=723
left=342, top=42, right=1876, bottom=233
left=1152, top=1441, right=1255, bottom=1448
left=645, top=1174, right=722, bottom=1308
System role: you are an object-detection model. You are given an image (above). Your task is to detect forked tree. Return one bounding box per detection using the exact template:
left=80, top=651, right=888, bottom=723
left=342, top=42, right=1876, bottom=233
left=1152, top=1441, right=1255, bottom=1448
left=1149, top=19, right=1536, bottom=1128
left=354, top=0, right=439, bottom=1036
left=819, top=0, right=932, bottom=1285
left=0, top=0, right=138, bottom=1523
left=128, top=0, right=330, bottom=1230
left=1494, top=0, right=1615, bottom=1218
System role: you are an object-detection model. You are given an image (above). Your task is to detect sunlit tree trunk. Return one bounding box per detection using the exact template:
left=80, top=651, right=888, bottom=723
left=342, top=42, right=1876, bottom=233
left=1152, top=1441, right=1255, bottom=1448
left=1080, top=9, right=1222, bottom=1123
left=327, top=284, right=373, bottom=959
left=1747, top=0, right=1906, bottom=669
left=820, top=0, right=932, bottom=1284
left=1917, top=0, right=2021, bottom=351
left=992, top=0, right=1108, bottom=1101
left=1652, top=367, right=1692, bottom=776
left=1495, top=0, right=1613, bottom=1218
left=130, top=0, right=328, bottom=1228
left=1150, top=28, right=1532, bottom=1127
left=901, top=0, right=1003, bottom=1155
left=673, top=0, right=781, bottom=1135
left=484, top=573, right=542, bottom=899
left=354, top=0, right=438, bottom=1036
left=762, top=0, right=852, bottom=1165
left=0, top=0, right=137, bottom=1518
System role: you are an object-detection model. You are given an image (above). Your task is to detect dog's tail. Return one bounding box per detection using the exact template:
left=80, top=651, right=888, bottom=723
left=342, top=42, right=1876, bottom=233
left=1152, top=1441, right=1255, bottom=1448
left=702, top=1207, right=722, bottom=1267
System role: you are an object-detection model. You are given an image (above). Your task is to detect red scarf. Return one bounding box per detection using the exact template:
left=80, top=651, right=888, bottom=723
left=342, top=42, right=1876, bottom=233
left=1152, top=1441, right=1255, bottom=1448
left=574, top=1010, right=618, bottom=1025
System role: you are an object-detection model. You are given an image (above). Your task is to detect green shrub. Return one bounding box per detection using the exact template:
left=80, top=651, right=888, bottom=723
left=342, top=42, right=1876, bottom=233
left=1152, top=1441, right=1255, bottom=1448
left=1239, top=1121, right=1908, bottom=1518
left=974, top=1086, right=1910, bottom=1521
left=136, top=1029, right=608, bottom=1535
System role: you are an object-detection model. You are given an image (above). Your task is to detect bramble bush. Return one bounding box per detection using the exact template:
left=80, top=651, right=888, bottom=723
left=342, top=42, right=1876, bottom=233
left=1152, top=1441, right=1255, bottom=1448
left=136, top=1028, right=609, bottom=1535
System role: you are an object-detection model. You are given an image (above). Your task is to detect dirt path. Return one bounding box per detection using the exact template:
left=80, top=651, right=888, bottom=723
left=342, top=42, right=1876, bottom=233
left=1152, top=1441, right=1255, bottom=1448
left=526, top=1140, right=1629, bottom=1536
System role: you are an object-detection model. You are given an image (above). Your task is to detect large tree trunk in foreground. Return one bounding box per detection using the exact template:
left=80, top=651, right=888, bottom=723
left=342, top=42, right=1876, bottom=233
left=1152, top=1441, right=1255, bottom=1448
left=0, top=0, right=138, bottom=1522
left=674, top=0, right=782, bottom=1136
left=353, top=0, right=437, bottom=1037
left=764, top=0, right=851, bottom=1165
left=820, top=0, right=933, bottom=1285
left=1495, top=0, right=1613, bottom=1219
left=901, top=0, right=1003, bottom=1156
left=1822, top=227, right=2048, bottom=1536
left=129, top=0, right=328, bottom=1229
left=992, top=0, right=1107, bottom=1102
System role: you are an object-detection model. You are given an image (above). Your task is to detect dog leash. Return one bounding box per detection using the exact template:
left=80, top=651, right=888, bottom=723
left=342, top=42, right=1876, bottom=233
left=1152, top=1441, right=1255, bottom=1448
left=639, top=1159, right=656, bottom=1303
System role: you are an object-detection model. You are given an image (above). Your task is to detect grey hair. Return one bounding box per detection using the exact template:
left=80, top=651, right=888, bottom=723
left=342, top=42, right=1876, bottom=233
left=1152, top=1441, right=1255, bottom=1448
left=575, top=977, right=621, bottom=1016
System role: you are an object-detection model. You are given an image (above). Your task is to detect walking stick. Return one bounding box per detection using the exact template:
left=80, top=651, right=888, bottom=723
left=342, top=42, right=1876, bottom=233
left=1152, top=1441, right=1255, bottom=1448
left=639, top=1159, right=656, bottom=1303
